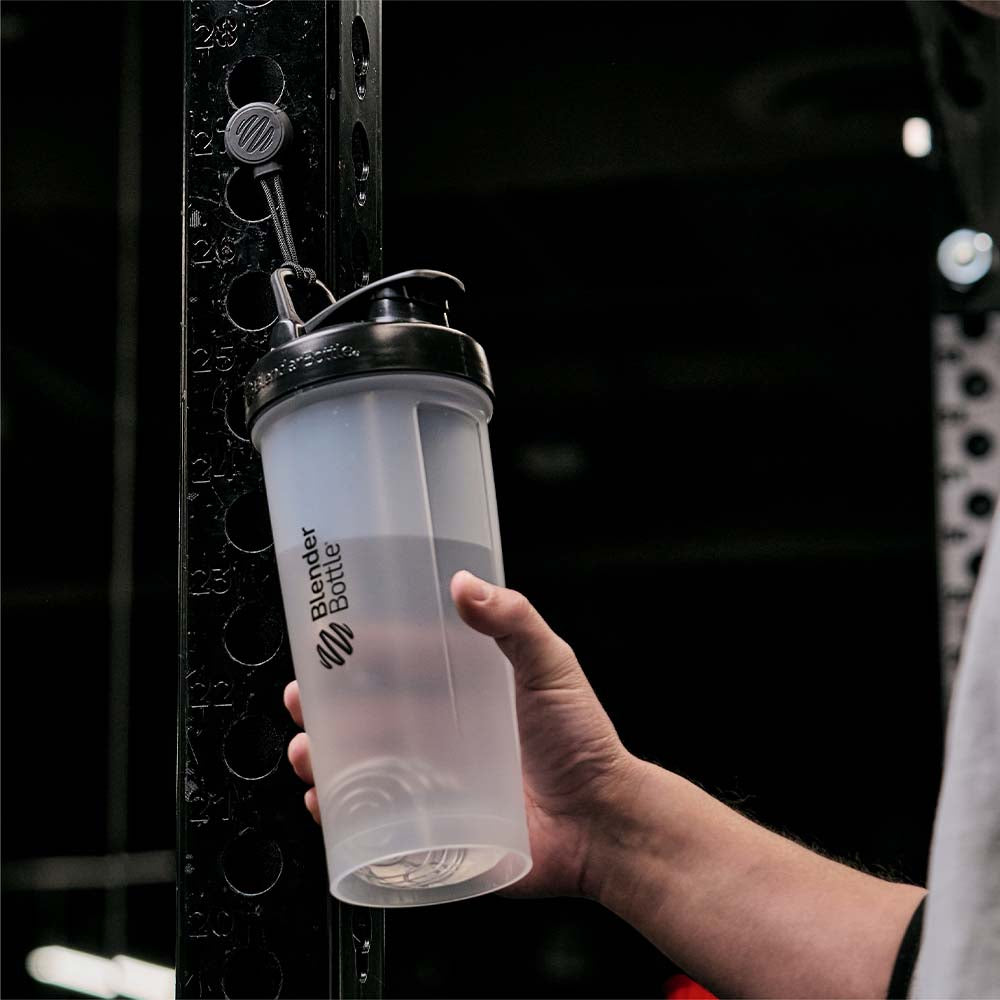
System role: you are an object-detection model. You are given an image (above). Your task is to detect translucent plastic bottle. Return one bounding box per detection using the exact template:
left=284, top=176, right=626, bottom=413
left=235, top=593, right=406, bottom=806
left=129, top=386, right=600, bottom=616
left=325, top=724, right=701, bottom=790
left=245, top=270, right=532, bottom=906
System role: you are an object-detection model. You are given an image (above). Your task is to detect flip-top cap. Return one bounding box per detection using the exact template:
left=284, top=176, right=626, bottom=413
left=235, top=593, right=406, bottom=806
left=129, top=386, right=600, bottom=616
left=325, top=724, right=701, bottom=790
left=244, top=269, right=492, bottom=437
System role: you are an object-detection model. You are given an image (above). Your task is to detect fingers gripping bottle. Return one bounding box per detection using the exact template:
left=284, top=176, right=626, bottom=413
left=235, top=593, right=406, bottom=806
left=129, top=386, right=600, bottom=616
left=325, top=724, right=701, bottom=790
left=245, top=269, right=532, bottom=906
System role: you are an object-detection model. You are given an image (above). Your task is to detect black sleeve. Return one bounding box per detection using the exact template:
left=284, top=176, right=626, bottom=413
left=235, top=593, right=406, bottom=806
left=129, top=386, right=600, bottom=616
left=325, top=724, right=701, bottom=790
left=887, top=896, right=926, bottom=999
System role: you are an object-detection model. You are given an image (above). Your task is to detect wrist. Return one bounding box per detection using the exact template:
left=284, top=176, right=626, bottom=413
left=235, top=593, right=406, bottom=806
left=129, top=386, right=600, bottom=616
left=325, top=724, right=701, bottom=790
left=580, top=759, right=929, bottom=999
left=579, top=756, right=686, bottom=907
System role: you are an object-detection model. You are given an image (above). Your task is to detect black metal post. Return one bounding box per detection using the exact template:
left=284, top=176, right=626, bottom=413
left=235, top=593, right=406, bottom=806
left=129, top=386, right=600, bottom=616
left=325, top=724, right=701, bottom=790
left=179, top=3, right=384, bottom=996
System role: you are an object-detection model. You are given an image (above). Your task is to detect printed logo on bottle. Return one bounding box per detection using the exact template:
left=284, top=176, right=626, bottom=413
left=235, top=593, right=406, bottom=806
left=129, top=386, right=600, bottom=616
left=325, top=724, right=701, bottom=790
left=317, top=621, right=354, bottom=668
left=300, top=526, right=354, bottom=669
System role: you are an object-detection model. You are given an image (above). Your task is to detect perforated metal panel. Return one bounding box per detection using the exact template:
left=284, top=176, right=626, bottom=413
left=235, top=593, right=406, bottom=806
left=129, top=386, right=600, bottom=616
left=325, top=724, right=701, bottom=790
left=933, top=312, right=1000, bottom=704
left=179, top=3, right=383, bottom=996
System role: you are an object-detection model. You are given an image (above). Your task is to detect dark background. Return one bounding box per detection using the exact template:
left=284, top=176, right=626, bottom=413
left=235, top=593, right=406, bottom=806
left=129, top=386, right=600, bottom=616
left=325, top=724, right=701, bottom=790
left=3, top=0, right=986, bottom=996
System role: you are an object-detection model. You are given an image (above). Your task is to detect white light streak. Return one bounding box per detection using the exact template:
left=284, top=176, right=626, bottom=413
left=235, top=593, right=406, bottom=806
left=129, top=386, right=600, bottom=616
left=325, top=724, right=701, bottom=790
left=902, top=117, right=932, bottom=158
left=25, top=946, right=173, bottom=1000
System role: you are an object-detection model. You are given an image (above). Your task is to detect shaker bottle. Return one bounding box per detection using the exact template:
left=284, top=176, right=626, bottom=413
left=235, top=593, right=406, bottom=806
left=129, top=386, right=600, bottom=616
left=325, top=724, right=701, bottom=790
left=245, top=268, right=532, bottom=906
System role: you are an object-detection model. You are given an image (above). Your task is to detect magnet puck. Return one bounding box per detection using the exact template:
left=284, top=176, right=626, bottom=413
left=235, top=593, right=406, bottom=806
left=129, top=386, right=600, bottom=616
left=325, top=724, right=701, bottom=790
left=224, top=102, right=293, bottom=166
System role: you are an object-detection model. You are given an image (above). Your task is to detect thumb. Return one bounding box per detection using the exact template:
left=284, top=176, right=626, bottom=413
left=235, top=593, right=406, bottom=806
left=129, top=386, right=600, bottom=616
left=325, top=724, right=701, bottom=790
left=450, top=571, right=580, bottom=689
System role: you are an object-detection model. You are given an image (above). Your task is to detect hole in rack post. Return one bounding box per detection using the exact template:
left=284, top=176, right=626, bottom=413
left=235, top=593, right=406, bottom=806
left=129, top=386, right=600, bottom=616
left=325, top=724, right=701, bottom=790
left=225, top=491, right=273, bottom=553
left=222, top=948, right=283, bottom=999
left=226, top=271, right=278, bottom=332
left=226, top=54, right=285, bottom=107
left=351, top=17, right=370, bottom=99
left=225, top=168, right=272, bottom=223
left=351, top=229, right=370, bottom=289
left=224, top=602, right=283, bottom=666
left=352, top=122, right=370, bottom=206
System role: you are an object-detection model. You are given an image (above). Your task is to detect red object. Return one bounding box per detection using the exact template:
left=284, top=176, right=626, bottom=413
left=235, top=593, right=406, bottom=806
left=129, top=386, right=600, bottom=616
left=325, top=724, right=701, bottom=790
left=663, top=973, right=717, bottom=999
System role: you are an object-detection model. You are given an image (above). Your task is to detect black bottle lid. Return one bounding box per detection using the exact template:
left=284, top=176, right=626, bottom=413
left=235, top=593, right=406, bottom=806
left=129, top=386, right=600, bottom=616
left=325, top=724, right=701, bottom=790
left=244, top=268, right=493, bottom=437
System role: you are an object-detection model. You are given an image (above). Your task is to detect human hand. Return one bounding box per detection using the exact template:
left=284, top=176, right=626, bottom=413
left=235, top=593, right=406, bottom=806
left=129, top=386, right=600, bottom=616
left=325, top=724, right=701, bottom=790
left=284, top=570, right=643, bottom=899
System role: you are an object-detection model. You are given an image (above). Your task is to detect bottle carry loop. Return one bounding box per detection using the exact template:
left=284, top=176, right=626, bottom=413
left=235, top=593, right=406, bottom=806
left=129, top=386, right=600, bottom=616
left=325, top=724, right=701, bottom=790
left=270, top=267, right=338, bottom=348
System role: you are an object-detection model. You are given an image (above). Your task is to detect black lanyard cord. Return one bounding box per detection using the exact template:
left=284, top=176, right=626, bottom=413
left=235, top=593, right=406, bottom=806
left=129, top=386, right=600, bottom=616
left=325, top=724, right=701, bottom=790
left=258, top=172, right=316, bottom=284
left=223, top=101, right=319, bottom=286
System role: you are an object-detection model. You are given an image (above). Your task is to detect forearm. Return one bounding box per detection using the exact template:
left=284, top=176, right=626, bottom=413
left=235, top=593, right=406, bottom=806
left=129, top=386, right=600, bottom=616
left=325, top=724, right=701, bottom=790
left=585, top=759, right=926, bottom=999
